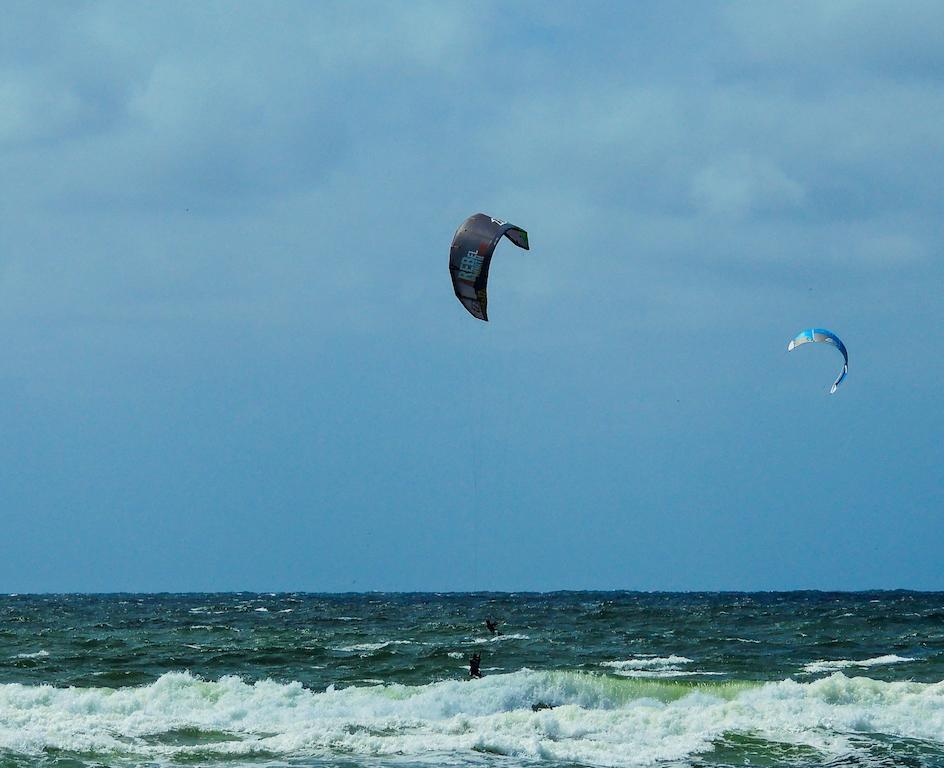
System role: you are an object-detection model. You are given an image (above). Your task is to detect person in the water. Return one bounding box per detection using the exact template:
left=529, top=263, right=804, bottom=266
left=485, top=618, right=501, bottom=635
left=469, top=652, right=482, bottom=678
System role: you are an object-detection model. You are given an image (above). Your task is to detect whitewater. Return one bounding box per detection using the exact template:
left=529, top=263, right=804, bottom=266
left=1, top=592, right=943, bottom=767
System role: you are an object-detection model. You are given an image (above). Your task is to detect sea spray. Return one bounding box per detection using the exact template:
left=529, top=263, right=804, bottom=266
left=0, top=670, right=942, bottom=766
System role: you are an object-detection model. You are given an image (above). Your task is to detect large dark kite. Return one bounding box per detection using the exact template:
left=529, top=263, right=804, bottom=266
left=449, top=213, right=529, bottom=321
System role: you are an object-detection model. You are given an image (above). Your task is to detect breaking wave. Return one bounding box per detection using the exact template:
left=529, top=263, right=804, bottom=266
left=598, top=655, right=722, bottom=679
left=801, top=654, right=915, bottom=674
left=0, top=669, right=942, bottom=766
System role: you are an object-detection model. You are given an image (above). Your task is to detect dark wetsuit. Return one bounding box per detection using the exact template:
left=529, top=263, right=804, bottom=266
left=469, top=652, right=482, bottom=678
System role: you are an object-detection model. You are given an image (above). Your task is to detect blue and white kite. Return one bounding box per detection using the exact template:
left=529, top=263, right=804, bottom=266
left=788, top=328, right=849, bottom=394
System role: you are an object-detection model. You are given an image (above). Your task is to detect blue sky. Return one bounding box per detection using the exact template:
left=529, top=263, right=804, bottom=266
left=1, top=1, right=942, bottom=592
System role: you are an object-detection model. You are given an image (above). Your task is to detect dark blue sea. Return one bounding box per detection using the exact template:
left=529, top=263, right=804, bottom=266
left=1, top=592, right=943, bottom=767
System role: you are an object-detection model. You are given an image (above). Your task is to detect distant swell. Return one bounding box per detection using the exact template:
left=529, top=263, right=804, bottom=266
left=0, top=670, right=942, bottom=767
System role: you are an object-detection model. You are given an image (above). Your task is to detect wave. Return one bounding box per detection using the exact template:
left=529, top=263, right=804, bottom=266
left=611, top=670, right=725, bottom=679
left=600, top=655, right=693, bottom=670
left=471, top=633, right=530, bottom=644
left=12, top=650, right=49, bottom=660
left=0, top=670, right=942, bottom=766
left=330, top=640, right=416, bottom=653
left=801, top=654, right=915, bottom=674
left=598, top=655, right=720, bottom=679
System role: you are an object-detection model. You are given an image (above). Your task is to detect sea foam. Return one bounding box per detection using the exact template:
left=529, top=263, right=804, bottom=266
left=0, top=670, right=942, bottom=767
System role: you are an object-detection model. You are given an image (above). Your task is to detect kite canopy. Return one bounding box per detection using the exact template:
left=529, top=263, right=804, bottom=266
left=788, top=328, right=849, bottom=394
left=449, top=213, right=529, bottom=321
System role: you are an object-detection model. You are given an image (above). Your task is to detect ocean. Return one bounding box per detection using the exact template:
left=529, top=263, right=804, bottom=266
left=1, top=591, right=942, bottom=767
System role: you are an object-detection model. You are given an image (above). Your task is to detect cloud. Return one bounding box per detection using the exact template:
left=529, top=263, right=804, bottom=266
left=0, top=3, right=941, bottom=336
left=0, top=2, right=943, bottom=591
left=691, top=154, right=805, bottom=219
left=0, top=73, right=85, bottom=146
left=722, top=0, right=944, bottom=83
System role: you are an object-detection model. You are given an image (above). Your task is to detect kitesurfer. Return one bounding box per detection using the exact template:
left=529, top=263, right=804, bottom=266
left=469, top=652, right=482, bottom=679
left=485, top=618, right=501, bottom=635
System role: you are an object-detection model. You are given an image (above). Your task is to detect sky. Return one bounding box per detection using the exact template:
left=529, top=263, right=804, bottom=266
left=1, top=1, right=942, bottom=593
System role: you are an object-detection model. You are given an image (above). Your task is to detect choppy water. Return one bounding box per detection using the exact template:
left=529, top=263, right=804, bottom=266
left=1, top=592, right=943, bottom=767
